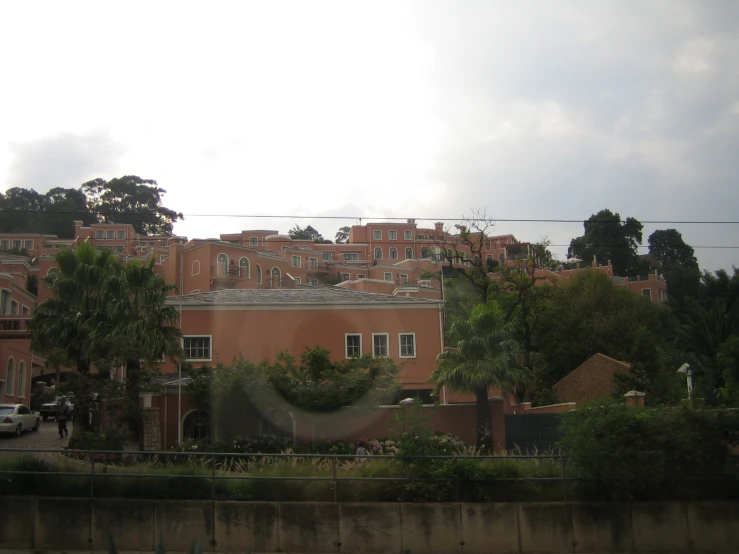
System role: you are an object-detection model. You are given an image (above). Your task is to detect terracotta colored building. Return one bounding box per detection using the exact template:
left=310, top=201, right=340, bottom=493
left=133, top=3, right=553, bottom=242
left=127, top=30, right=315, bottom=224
left=552, top=353, right=631, bottom=404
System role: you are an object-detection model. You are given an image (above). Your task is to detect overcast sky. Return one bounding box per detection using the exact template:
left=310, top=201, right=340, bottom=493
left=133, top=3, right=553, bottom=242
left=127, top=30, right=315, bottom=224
left=1, top=1, right=737, bottom=271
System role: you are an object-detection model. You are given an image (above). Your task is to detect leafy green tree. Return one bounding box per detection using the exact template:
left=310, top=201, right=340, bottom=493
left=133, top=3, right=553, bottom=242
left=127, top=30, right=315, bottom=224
left=82, top=175, right=183, bottom=235
left=568, top=209, right=644, bottom=277
left=335, top=226, right=350, bottom=244
left=266, top=346, right=401, bottom=412
left=648, top=229, right=698, bottom=270
left=42, top=187, right=95, bottom=238
left=0, top=187, right=45, bottom=233
left=288, top=224, right=329, bottom=243
left=716, top=336, right=739, bottom=406
left=699, top=268, right=739, bottom=312
left=29, top=243, right=119, bottom=438
left=530, top=269, right=676, bottom=401
left=430, top=303, right=532, bottom=451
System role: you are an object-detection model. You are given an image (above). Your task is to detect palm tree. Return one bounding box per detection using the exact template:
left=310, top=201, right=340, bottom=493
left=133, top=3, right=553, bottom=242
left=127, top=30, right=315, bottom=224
left=430, top=303, right=532, bottom=452
left=90, top=259, right=182, bottom=445
left=30, top=243, right=119, bottom=438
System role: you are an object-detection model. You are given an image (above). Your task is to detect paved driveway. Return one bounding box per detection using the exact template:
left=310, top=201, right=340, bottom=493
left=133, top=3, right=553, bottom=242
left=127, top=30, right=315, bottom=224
left=0, top=418, right=70, bottom=452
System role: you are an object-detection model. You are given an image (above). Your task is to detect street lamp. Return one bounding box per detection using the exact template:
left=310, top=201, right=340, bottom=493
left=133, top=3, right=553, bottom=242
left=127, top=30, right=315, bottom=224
left=677, top=363, right=693, bottom=399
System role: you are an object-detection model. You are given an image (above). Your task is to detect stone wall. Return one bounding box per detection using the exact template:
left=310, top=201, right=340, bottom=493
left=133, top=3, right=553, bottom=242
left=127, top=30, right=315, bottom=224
left=3, top=497, right=739, bottom=553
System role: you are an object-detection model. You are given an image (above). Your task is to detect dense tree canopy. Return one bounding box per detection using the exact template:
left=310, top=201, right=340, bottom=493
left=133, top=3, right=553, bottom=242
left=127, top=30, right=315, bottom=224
left=648, top=229, right=698, bottom=270
left=568, top=209, right=644, bottom=277
left=0, top=175, right=182, bottom=237
left=288, top=224, right=331, bottom=243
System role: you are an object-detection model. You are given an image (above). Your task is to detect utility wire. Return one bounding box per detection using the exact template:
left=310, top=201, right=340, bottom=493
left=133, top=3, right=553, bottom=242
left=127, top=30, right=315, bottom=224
left=1, top=209, right=739, bottom=224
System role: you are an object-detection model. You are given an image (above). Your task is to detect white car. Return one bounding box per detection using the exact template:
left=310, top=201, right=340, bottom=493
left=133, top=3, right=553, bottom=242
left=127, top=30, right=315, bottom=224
left=0, top=404, right=40, bottom=436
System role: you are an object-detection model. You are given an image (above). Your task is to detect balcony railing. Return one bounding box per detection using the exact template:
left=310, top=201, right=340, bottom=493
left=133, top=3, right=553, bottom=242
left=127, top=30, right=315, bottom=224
left=211, top=265, right=245, bottom=279
left=0, top=316, right=31, bottom=337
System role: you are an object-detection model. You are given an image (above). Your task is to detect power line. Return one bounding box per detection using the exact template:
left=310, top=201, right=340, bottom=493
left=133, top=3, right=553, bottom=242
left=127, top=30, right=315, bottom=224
left=2, top=209, right=739, bottom=224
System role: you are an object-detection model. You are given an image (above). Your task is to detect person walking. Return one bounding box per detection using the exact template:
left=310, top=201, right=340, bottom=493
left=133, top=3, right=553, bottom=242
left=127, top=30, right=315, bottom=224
left=57, top=398, right=69, bottom=439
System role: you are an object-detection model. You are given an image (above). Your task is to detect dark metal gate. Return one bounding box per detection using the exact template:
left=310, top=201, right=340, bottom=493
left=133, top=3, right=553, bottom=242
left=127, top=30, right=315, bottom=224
left=504, top=414, right=564, bottom=453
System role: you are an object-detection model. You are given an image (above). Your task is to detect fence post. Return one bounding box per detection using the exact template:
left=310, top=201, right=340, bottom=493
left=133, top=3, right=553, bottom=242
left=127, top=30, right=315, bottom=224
left=90, top=455, right=95, bottom=500
left=562, top=457, right=568, bottom=502
left=211, top=454, right=216, bottom=501
left=332, top=456, right=338, bottom=502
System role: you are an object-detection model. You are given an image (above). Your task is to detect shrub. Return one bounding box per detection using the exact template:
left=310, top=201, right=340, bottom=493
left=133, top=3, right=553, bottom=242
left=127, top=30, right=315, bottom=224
left=559, top=403, right=735, bottom=500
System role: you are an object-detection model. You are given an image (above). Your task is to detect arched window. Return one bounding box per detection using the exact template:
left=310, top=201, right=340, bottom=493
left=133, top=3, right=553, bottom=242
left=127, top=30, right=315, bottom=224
left=239, top=257, right=250, bottom=279
left=256, top=264, right=262, bottom=284
left=271, top=267, right=281, bottom=287
left=374, top=247, right=382, bottom=259
left=183, top=410, right=210, bottom=441
left=498, top=253, right=505, bottom=265
left=260, top=409, right=294, bottom=442
left=17, top=361, right=25, bottom=398
left=421, top=247, right=430, bottom=259
left=405, top=247, right=413, bottom=260
left=6, top=358, right=14, bottom=397
left=192, top=260, right=200, bottom=276
left=389, top=248, right=398, bottom=260
left=47, top=267, right=60, bottom=277
left=217, top=253, right=228, bottom=276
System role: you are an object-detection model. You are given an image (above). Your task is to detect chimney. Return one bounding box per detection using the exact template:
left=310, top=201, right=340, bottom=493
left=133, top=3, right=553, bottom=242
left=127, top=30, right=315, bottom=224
left=407, top=219, right=416, bottom=225
left=434, top=222, right=443, bottom=232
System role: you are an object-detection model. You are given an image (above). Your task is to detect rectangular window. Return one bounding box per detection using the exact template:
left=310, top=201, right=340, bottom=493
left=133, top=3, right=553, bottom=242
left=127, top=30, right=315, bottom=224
left=345, top=334, right=362, bottom=358
left=249, top=237, right=258, bottom=246
left=291, top=256, right=301, bottom=268
left=308, top=257, right=318, bottom=269
left=0, top=290, right=9, bottom=315
left=323, top=252, right=332, bottom=261
left=400, top=274, right=408, bottom=284
left=372, top=333, right=389, bottom=357
left=21, top=305, right=30, bottom=315
left=23, top=240, right=33, bottom=250
left=106, top=230, right=115, bottom=240
left=117, top=230, right=125, bottom=240
left=160, top=255, right=169, bottom=263
left=309, top=279, right=319, bottom=286
left=416, top=234, right=425, bottom=240
left=384, top=272, right=392, bottom=281
left=344, top=253, right=359, bottom=261
left=389, top=230, right=397, bottom=240
left=184, top=336, right=212, bottom=361
left=373, top=230, right=382, bottom=240
left=399, top=333, right=416, bottom=358
left=12, top=240, right=21, bottom=250
left=115, top=246, right=125, bottom=253
left=0, top=240, right=8, bottom=249
left=341, top=273, right=350, bottom=281
left=358, top=274, right=366, bottom=279
left=641, top=289, right=652, bottom=300
left=95, top=230, right=104, bottom=239
left=404, top=230, right=412, bottom=240
left=295, top=278, right=301, bottom=284
left=10, top=300, right=18, bottom=315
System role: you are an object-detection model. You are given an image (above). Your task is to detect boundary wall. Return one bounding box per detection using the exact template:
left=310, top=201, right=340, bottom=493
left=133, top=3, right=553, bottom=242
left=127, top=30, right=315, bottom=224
left=1, top=497, right=738, bottom=553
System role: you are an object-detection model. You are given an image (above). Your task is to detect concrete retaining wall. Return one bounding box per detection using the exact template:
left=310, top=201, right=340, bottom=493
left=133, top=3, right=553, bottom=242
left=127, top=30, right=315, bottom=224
left=1, top=498, right=738, bottom=553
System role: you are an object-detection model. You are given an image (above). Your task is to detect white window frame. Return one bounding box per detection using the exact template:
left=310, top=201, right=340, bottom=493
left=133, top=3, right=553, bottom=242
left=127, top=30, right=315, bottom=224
left=17, top=360, right=26, bottom=398
left=358, top=274, right=366, bottom=279
left=94, top=230, right=104, bottom=240
left=106, top=230, right=115, bottom=240
left=384, top=272, right=392, bottom=281
left=399, top=333, right=416, bottom=358
left=256, top=265, right=262, bottom=284
left=192, top=260, right=200, bottom=276
left=389, top=230, right=397, bottom=240
left=309, top=279, right=318, bottom=286
left=116, top=230, right=125, bottom=240
left=12, top=240, right=21, bottom=250
left=23, top=240, right=33, bottom=250
left=0, top=240, right=8, bottom=249
left=249, top=237, right=258, bottom=246
left=641, top=289, right=652, bottom=300
left=323, top=252, right=333, bottom=261
left=183, top=335, right=212, bottom=362
left=372, top=333, right=389, bottom=357
left=341, top=273, right=350, bottom=281
left=291, top=255, right=301, bottom=268
left=374, top=247, right=383, bottom=259
left=308, top=257, right=318, bottom=269
left=345, top=333, right=362, bottom=359
left=400, top=274, right=409, bottom=284
left=389, top=247, right=398, bottom=259
left=373, top=230, right=382, bottom=240
left=405, top=247, right=413, bottom=260
left=21, top=305, right=29, bottom=315
left=240, top=257, right=250, bottom=279
left=10, top=300, right=18, bottom=315
left=191, top=289, right=200, bottom=294
left=344, top=253, right=359, bottom=261
left=404, top=230, right=412, bottom=240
